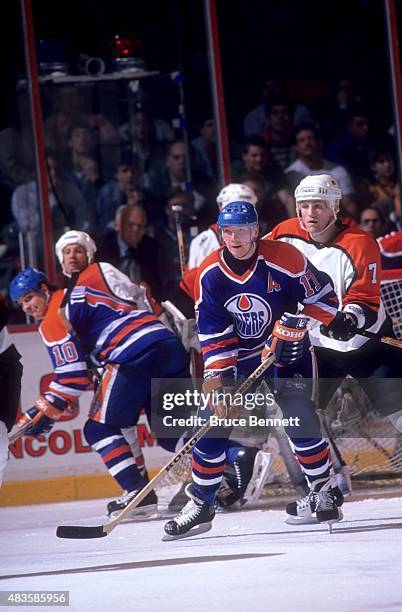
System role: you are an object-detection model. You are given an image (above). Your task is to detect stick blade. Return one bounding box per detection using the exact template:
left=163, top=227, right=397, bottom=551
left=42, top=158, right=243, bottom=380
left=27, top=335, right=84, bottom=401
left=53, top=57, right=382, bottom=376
left=56, top=525, right=107, bottom=539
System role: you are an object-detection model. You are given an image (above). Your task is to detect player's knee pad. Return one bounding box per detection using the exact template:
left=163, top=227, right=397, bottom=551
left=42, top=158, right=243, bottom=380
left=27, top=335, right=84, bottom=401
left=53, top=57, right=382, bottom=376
left=83, top=419, right=120, bottom=446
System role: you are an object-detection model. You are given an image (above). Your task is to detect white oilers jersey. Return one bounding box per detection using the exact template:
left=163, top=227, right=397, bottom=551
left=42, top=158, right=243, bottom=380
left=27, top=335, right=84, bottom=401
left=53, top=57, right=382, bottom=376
left=267, top=218, right=386, bottom=351
left=188, top=224, right=220, bottom=270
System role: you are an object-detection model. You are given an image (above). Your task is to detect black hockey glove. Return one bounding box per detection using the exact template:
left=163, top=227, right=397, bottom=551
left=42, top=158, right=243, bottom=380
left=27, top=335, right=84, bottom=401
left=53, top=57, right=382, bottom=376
left=320, top=312, right=358, bottom=342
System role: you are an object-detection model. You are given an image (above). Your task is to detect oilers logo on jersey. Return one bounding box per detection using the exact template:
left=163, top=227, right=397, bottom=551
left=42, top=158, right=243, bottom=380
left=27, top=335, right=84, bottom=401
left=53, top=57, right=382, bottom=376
left=225, top=293, right=272, bottom=339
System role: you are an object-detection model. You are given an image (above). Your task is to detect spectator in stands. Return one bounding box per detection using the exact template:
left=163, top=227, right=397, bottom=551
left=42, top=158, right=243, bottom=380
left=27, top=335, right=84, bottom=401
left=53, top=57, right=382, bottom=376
left=0, top=88, right=35, bottom=188
left=159, top=188, right=197, bottom=309
left=260, top=97, right=297, bottom=170
left=285, top=123, right=357, bottom=218
left=239, top=171, right=289, bottom=234
left=126, top=108, right=166, bottom=191
left=97, top=204, right=163, bottom=300
left=326, top=103, right=372, bottom=188
left=357, top=145, right=401, bottom=228
left=359, top=206, right=387, bottom=239
left=231, top=136, right=282, bottom=184
left=44, top=84, right=120, bottom=154
left=11, top=154, right=94, bottom=263
left=243, top=77, right=313, bottom=137
left=64, top=123, right=100, bottom=211
left=96, top=153, right=140, bottom=233
left=191, top=116, right=217, bottom=181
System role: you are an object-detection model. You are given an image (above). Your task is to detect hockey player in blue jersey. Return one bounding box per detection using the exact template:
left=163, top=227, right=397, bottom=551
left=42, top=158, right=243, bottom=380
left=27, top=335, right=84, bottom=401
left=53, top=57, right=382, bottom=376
left=164, top=200, right=358, bottom=538
left=10, top=267, right=190, bottom=516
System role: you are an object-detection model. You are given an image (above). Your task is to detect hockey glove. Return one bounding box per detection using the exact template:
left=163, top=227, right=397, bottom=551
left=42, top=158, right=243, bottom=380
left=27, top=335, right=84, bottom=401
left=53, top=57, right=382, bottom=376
left=262, top=312, right=309, bottom=367
left=320, top=311, right=358, bottom=341
left=202, top=376, right=240, bottom=419
left=17, top=396, right=65, bottom=438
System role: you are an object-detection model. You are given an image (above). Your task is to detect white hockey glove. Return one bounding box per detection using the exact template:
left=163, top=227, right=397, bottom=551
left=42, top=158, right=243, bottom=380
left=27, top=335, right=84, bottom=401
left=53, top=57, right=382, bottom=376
left=161, top=301, right=201, bottom=352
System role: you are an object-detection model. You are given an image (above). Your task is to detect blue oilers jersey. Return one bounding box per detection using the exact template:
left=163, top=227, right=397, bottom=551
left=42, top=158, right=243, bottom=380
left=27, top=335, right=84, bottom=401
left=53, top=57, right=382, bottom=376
left=65, top=286, right=173, bottom=366
left=38, top=286, right=174, bottom=409
left=194, top=240, right=339, bottom=379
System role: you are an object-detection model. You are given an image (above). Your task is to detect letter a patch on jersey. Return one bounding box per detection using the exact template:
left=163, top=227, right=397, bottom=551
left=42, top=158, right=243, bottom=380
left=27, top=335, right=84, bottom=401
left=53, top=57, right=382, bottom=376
left=267, top=273, right=281, bottom=293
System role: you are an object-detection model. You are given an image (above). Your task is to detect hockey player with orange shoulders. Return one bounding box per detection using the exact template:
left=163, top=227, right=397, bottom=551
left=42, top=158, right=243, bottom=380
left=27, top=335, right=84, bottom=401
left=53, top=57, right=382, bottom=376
left=266, top=174, right=402, bottom=523
left=53, top=229, right=165, bottom=517
left=9, top=258, right=190, bottom=520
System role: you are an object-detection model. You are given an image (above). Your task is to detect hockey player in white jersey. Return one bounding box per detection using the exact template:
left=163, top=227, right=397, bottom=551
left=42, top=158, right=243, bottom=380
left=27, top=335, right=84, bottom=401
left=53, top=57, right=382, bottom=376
left=267, top=174, right=402, bottom=524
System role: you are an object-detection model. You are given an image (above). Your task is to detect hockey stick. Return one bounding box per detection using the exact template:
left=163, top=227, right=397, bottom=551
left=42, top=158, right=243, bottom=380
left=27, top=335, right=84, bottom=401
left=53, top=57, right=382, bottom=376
left=357, top=328, right=402, bottom=349
left=56, top=353, right=276, bottom=539
left=172, top=205, right=186, bottom=277
left=318, top=408, right=353, bottom=496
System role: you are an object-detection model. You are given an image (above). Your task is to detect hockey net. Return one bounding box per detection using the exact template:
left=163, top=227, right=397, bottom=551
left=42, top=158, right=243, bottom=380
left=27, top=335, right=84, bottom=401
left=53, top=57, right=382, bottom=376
left=263, top=278, right=402, bottom=488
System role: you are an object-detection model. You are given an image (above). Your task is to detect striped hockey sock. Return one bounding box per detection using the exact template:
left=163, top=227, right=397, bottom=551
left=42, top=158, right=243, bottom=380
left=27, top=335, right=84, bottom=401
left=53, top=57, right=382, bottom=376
left=191, top=446, right=226, bottom=503
left=84, top=420, right=146, bottom=492
left=291, top=437, right=332, bottom=486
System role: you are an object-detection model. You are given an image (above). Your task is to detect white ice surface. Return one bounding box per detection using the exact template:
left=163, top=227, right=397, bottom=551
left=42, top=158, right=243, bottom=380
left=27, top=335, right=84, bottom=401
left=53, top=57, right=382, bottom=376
left=1, top=495, right=402, bottom=612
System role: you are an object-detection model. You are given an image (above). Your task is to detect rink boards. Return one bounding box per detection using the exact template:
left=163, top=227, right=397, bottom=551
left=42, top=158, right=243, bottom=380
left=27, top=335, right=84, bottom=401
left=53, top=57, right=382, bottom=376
left=0, top=329, right=172, bottom=507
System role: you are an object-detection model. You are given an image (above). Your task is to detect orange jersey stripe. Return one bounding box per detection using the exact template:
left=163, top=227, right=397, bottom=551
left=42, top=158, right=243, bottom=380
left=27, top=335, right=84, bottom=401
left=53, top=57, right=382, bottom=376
left=191, top=459, right=224, bottom=475
left=100, top=315, right=157, bottom=359
left=303, top=303, right=335, bottom=325
left=297, top=447, right=329, bottom=465
left=204, top=357, right=236, bottom=370
left=103, top=444, right=131, bottom=463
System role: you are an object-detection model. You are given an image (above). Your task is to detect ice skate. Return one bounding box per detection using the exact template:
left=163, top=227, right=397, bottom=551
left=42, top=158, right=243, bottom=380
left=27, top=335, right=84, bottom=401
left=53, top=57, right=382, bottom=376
left=163, top=484, right=215, bottom=539
left=216, top=448, right=272, bottom=508
left=107, top=488, right=158, bottom=519
left=285, top=479, right=344, bottom=527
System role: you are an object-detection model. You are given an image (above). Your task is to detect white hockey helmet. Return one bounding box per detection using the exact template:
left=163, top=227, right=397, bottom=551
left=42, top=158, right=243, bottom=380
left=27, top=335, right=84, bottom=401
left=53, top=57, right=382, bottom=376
left=216, top=183, right=257, bottom=210
left=55, top=230, right=97, bottom=275
left=295, top=174, right=342, bottom=229
left=295, top=174, right=342, bottom=212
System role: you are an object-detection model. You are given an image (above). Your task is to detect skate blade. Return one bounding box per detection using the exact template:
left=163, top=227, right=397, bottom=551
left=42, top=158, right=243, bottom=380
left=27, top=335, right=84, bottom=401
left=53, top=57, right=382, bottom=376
left=285, top=507, right=344, bottom=527
left=162, top=521, right=212, bottom=541
left=108, top=504, right=158, bottom=521
left=243, top=451, right=272, bottom=505
left=321, top=508, right=344, bottom=531
left=285, top=515, right=319, bottom=526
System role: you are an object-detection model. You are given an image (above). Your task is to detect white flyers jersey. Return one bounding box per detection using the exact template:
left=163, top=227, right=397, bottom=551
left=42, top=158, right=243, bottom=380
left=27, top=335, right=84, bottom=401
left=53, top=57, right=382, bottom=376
left=188, top=224, right=220, bottom=270
left=266, top=218, right=386, bottom=351
left=77, top=262, right=152, bottom=311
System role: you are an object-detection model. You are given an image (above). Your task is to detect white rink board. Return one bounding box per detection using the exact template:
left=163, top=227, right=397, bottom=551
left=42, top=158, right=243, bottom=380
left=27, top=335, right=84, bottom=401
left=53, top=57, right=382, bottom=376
left=5, top=330, right=172, bottom=483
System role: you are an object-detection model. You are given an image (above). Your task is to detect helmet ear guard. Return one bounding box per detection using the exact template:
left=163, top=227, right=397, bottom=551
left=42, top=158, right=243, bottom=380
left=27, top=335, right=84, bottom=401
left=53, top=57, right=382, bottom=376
left=9, top=268, right=49, bottom=303
left=55, top=230, right=97, bottom=275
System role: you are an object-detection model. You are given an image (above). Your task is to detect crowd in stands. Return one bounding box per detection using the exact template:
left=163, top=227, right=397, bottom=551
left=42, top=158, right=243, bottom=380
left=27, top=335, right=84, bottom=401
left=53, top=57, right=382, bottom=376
left=0, top=75, right=401, bottom=317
